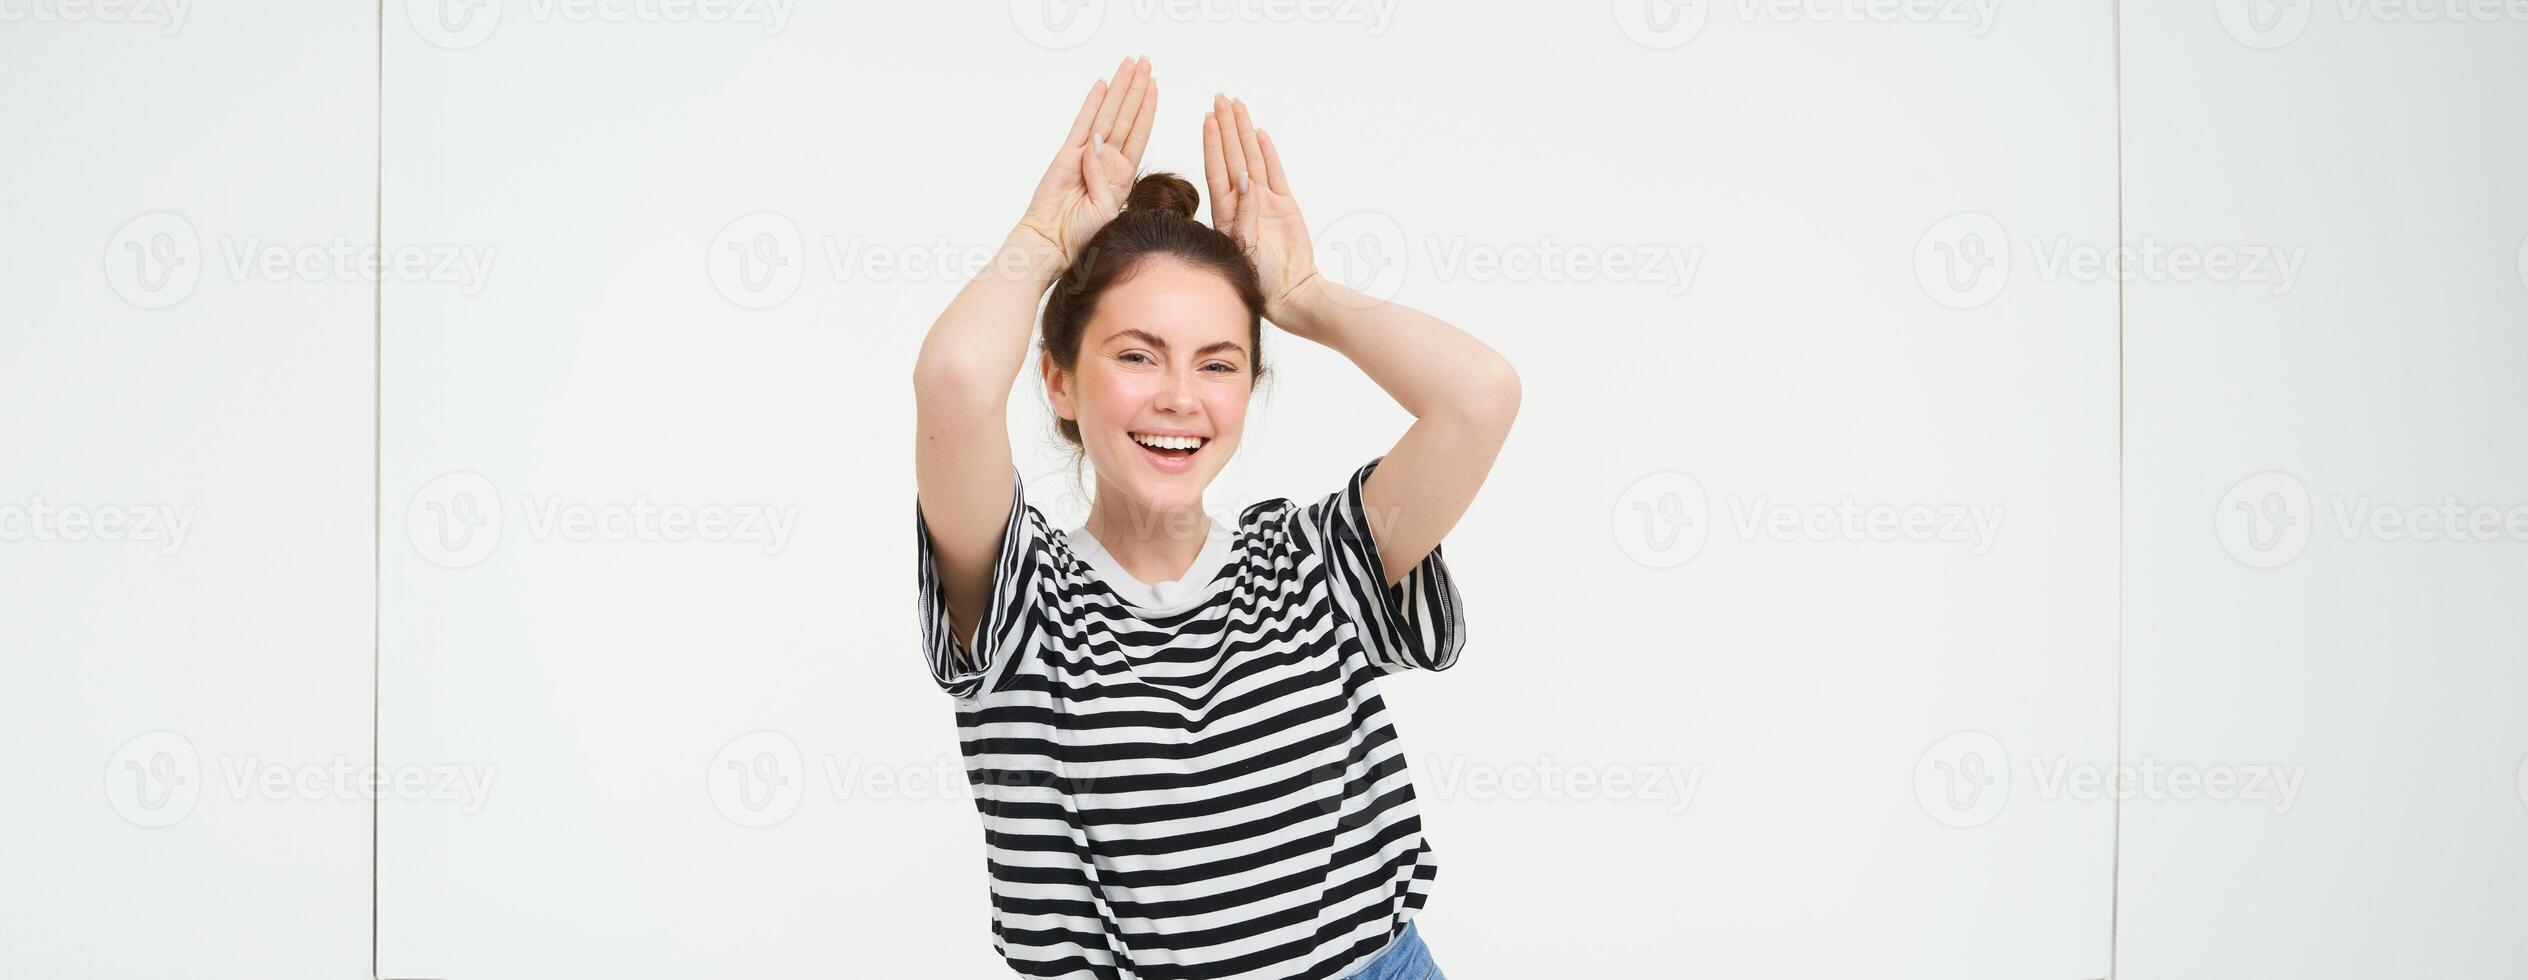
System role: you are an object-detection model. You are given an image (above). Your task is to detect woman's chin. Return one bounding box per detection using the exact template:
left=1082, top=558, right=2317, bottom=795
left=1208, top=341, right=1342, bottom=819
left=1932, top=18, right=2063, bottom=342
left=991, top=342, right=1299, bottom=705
left=1109, top=469, right=1209, bottom=513
left=1131, top=479, right=1205, bottom=512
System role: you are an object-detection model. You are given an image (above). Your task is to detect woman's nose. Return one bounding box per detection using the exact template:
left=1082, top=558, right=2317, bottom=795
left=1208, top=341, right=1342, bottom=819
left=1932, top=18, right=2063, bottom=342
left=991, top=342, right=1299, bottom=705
left=1157, top=370, right=1201, bottom=412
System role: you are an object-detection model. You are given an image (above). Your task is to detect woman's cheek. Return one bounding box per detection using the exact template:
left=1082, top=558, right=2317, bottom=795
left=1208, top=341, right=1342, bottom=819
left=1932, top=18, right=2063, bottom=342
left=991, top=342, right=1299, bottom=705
left=1101, top=375, right=1157, bottom=420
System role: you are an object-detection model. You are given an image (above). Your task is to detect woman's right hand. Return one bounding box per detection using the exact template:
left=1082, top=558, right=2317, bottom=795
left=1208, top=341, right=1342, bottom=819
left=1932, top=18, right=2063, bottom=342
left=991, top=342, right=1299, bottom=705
left=1015, top=56, right=1157, bottom=266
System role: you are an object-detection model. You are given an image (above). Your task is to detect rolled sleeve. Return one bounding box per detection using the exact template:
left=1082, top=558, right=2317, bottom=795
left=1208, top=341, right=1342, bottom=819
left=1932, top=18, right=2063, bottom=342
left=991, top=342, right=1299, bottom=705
left=1296, top=456, right=1467, bottom=674
left=914, top=466, right=1049, bottom=698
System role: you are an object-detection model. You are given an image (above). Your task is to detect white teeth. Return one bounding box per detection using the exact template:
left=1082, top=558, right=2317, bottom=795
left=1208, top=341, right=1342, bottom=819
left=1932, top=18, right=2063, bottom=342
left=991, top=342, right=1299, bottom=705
left=1131, top=433, right=1205, bottom=451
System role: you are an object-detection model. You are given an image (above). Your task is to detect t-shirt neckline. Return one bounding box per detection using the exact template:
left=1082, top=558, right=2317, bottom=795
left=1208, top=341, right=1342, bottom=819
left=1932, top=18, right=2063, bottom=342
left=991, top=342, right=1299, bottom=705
left=1062, top=519, right=1240, bottom=617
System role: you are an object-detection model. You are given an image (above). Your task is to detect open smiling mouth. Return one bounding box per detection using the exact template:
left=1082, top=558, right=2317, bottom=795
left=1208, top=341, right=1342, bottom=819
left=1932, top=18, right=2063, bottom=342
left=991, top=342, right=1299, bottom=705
left=1129, top=432, right=1209, bottom=469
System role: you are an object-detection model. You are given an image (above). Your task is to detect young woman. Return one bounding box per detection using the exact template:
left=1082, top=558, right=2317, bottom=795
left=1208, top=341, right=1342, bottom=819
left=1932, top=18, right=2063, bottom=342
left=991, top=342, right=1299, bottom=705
left=911, top=56, right=1518, bottom=980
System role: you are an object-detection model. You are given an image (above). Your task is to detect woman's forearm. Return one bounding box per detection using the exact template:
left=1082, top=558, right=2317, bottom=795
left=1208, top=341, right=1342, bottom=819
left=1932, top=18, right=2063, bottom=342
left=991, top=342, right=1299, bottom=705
left=912, top=228, right=1066, bottom=410
left=1275, top=277, right=1521, bottom=425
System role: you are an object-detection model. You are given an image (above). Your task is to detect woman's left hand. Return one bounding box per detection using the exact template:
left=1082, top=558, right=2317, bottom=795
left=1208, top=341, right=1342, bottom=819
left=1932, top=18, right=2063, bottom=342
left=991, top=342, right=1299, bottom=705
left=1204, top=94, right=1324, bottom=334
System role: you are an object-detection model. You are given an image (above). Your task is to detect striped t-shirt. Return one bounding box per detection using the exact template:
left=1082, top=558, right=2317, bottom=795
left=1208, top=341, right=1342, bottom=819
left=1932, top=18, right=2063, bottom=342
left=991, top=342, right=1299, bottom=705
left=914, top=456, right=1466, bottom=980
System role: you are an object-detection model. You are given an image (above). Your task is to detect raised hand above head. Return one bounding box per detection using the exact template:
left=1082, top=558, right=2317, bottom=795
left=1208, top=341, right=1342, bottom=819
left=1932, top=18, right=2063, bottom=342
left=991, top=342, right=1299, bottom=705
left=1204, top=93, right=1323, bottom=333
left=1018, top=55, right=1159, bottom=266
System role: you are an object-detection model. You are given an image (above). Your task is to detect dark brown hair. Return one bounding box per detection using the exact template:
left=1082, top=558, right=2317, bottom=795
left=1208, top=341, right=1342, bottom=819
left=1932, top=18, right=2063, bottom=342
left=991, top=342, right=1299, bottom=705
left=1041, top=172, right=1268, bottom=448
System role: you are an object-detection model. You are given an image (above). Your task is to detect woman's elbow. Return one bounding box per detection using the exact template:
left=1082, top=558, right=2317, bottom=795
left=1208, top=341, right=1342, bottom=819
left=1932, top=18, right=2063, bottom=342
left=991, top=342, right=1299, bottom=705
left=1458, top=354, right=1521, bottom=432
left=912, top=350, right=1004, bottom=414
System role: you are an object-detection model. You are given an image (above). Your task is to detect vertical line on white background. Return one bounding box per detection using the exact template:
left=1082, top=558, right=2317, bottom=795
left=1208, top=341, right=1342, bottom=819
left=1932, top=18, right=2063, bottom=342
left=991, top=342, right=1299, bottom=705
left=2107, top=0, right=2128, bottom=976
left=371, top=1, right=386, bottom=976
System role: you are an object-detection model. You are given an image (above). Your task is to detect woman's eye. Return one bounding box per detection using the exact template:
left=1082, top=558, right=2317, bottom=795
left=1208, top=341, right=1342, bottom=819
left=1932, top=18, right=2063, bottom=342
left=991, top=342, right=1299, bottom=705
left=1119, top=352, right=1152, bottom=365
left=1204, top=362, right=1236, bottom=373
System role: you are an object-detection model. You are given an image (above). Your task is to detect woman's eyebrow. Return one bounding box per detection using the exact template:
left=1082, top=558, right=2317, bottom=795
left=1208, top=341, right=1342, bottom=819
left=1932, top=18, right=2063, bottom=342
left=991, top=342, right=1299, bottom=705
left=1112, top=329, right=1246, bottom=357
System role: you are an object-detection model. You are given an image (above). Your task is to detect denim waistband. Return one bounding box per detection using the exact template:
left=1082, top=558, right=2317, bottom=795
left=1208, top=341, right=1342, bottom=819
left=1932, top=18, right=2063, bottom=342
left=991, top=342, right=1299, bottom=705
left=1344, top=920, right=1434, bottom=980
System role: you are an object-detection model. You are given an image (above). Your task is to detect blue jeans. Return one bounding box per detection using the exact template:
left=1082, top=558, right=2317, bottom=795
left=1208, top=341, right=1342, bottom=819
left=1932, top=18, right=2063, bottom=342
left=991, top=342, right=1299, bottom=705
left=1346, top=920, right=1445, bottom=980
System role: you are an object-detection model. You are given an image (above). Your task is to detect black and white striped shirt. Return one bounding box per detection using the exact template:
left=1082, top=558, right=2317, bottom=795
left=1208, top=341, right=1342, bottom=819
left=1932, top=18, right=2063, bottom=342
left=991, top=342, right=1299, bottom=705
left=914, top=456, right=1466, bottom=980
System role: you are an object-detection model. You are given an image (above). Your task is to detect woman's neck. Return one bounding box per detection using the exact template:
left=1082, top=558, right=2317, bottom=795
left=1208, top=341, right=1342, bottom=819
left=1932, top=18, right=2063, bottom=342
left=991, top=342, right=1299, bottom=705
left=1083, top=477, right=1213, bottom=586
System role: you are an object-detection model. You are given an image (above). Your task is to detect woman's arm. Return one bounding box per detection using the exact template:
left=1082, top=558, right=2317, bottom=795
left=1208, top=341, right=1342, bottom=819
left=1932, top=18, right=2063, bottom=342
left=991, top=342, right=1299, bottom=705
left=1277, top=279, right=1520, bottom=587
left=914, top=57, right=1157, bottom=647
left=1205, top=96, right=1521, bottom=586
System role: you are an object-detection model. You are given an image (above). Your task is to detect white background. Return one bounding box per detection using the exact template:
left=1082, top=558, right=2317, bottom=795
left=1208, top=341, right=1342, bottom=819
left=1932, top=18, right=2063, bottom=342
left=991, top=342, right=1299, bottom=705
left=2, top=1, right=2521, bottom=978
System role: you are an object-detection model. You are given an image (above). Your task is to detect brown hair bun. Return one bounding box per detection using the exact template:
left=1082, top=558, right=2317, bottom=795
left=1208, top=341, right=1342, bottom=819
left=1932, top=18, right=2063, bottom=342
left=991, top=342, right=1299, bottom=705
left=1124, top=172, right=1200, bottom=219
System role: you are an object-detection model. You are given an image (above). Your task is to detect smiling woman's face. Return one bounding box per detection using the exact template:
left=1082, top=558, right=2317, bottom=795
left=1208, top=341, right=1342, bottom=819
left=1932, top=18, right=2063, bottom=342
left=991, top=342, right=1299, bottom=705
left=1045, top=256, right=1255, bottom=517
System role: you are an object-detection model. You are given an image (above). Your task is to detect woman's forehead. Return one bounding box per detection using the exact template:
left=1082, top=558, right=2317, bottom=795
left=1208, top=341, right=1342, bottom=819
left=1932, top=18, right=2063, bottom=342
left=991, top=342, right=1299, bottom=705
left=1088, top=265, right=1250, bottom=349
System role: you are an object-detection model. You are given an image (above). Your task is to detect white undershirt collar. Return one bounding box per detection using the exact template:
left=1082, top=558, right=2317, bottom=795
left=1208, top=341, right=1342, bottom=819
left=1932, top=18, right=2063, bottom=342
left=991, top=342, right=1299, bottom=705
left=1063, top=519, right=1238, bottom=615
